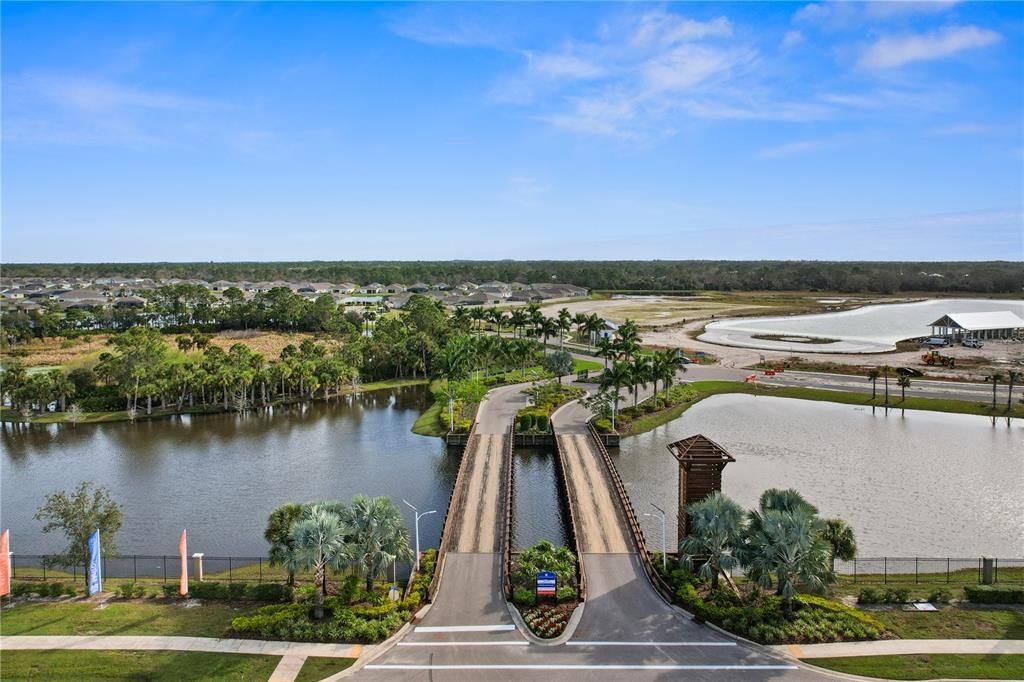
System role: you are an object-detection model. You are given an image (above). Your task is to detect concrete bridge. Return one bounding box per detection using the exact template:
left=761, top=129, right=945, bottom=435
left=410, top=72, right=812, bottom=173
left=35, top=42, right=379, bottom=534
left=359, top=381, right=835, bottom=681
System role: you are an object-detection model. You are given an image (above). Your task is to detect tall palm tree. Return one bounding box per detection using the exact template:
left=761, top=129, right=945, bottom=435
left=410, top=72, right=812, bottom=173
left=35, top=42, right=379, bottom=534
left=744, top=488, right=819, bottom=595
left=678, top=491, right=745, bottom=591
left=599, top=361, right=632, bottom=430
left=630, top=354, right=653, bottom=410
left=880, top=365, right=892, bottom=405
left=654, top=348, right=687, bottom=403
left=821, top=518, right=857, bottom=573
left=47, top=369, right=75, bottom=412
left=556, top=309, right=572, bottom=349
left=897, top=375, right=911, bottom=402
left=290, top=504, right=352, bottom=619
left=584, top=314, right=604, bottom=353
left=344, top=495, right=413, bottom=592
left=573, top=312, right=588, bottom=344
left=985, top=372, right=1006, bottom=411
left=743, top=507, right=834, bottom=618
left=616, top=320, right=641, bottom=361
left=539, top=317, right=560, bottom=353
left=596, top=336, right=616, bottom=370
left=867, top=368, right=881, bottom=400
left=265, top=502, right=305, bottom=586
left=435, top=335, right=474, bottom=432
left=1006, top=370, right=1022, bottom=412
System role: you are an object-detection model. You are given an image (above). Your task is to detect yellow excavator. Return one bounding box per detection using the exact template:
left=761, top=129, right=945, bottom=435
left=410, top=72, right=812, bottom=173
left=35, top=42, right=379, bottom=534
left=921, top=350, right=956, bottom=368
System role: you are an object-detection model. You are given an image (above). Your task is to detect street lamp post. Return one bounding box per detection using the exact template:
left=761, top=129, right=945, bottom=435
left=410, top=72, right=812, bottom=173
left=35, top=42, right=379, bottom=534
left=643, top=503, right=667, bottom=572
left=403, top=499, right=437, bottom=573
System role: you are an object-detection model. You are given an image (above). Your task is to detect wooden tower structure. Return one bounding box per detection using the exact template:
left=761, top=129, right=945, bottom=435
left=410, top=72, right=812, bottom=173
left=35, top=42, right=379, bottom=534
left=666, top=434, right=736, bottom=547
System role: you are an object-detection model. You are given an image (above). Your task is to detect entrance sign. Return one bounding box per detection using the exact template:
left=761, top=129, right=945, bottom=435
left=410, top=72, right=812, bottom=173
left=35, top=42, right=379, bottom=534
left=536, top=571, right=556, bottom=597
left=87, top=529, right=102, bottom=595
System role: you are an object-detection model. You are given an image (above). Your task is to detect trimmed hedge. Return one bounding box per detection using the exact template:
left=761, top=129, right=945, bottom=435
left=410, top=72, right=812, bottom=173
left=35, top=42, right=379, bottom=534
left=963, top=585, right=1024, bottom=604
left=158, top=581, right=292, bottom=602
left=230, top=601, right=409, bottom=643
left=9, top=582, right=76, bottom=598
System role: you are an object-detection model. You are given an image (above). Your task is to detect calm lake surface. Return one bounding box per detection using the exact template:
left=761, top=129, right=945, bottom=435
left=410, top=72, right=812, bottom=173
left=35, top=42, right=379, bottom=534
left=615, top=395, right=1024, bottom=558
left=513, top=447, right=569, bottom=549
left=1, top=386, right=458, bottom=556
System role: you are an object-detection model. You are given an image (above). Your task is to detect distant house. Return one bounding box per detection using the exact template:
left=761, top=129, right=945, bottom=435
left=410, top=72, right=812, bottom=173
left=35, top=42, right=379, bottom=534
left=388, top=292, right=413, bottom=309
left=362, top=283, right=384, bottom=294
left=333, top=283, right=357, bottom=294
left=386, top=283, right=406, bottom=294
left=407, top=282, right=430, bottom=294
left=113, top=295, right=147, bottom=309
left=209, top=280, right=237, bottom=291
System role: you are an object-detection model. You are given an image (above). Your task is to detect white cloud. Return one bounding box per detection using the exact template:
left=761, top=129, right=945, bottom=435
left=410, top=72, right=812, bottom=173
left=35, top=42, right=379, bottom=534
left=641, top=45, right=755, bottom=93
left=795, top=1, right=962, bottom=28
left=858, top=25, right=1001, bottom=69
left=782, top=30, right=805, bottom=49
left=757, top=139, right=824, bottom=158
left=527, top=52, right=605, bottom=80
left=25, top=73, right=207, bottom=113
left=629, top=10, right=732, bottom=47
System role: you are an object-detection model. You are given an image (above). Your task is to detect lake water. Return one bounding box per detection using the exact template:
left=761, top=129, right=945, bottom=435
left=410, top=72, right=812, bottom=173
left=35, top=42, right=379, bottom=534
left=701, top=298, right=1024, bottom=352
left=513, top=447, right=569, bottom=549
left=614, top=394, right=1024, bottom=558
left=0, top=386, right=457, bottom=557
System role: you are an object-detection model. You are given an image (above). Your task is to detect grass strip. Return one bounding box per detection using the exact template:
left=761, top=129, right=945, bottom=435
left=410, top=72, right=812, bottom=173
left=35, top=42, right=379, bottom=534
left=294, top=656, right=355, bottom=682
left=805, top=654, right=1024, bottom=680
left=0, top=650, right=280, bottom=681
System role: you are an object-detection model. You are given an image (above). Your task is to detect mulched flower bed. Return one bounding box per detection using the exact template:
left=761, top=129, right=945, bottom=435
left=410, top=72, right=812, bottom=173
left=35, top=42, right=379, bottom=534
left=522, top=603, right=574, bottom=639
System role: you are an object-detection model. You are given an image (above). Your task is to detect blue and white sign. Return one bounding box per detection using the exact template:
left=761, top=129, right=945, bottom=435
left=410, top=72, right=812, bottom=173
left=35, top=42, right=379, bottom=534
left=87, top=528, right=102, bottom=596
left=536, top=571, right=556, bottom=597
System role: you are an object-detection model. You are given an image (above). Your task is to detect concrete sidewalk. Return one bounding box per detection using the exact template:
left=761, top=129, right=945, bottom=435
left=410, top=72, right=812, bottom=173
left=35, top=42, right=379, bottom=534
left=775, top=638, right=1024, bottom=659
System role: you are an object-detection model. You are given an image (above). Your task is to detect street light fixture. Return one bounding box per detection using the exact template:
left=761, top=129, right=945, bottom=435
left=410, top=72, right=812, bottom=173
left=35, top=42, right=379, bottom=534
left=403, top=499, right=437, bottom=573
left=643, top=503, right=667, bottom=572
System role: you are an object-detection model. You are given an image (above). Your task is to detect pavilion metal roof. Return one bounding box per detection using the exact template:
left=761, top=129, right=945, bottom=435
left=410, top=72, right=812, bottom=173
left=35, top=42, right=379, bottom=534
left=929, top=311, right=1024, bottom=331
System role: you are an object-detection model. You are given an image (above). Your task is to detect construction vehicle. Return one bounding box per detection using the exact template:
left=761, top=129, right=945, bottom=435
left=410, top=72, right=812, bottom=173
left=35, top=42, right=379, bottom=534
left=921, top=350, right=956, bottom=368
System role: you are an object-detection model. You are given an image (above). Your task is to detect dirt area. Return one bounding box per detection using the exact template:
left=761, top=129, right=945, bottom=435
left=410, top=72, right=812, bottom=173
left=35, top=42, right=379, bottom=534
left=539, top=296, right=774, bottom=327
left=557, top=434, right=630, bottom=554
left=644, top=319, right=1024, bottom=381
left=5, top=330, right=324, bottom=368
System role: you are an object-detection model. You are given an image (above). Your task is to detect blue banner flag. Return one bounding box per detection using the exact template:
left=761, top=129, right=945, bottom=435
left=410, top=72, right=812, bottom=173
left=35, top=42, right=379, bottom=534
left=87, top=528, right=102, bottom=595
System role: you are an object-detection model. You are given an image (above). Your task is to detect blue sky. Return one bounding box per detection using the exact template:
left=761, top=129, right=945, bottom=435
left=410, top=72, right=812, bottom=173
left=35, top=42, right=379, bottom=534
left=2, top=1, right=1022, bottom=262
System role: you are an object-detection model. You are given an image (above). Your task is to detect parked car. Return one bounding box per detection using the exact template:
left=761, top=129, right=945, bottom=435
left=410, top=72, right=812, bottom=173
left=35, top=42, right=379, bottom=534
left=896, top=367, right=924, bottom=378
left=923, top=337, right=950, bottom=348
left=962, top=338, right=984, bottom=348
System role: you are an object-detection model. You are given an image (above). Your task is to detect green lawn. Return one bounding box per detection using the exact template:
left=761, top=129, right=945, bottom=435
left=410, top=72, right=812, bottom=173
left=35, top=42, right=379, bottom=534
left=0, top=650, right=280, bottom=681
left=0, top=600, right=258, bottom=638
left=411, top=400, right=445, bottom=437
left=868, top=606, right=1024, bottom=640
left=295, top=656, right=355, bottom=682
left=806, top=654, right=1024, bottom=680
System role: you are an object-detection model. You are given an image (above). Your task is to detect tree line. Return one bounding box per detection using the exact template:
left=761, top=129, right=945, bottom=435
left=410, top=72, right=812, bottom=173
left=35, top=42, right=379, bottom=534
left=5, top=260, right=1021, bottom=294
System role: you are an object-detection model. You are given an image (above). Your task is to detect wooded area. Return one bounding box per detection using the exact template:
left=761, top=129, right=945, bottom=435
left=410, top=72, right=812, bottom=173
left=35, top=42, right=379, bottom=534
left=4, top=260, right=1021, bottom=294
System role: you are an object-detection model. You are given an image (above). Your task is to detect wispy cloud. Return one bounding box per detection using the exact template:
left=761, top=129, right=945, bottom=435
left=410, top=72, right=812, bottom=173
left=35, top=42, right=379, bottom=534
left=781, top=30, right=805, bottom=49
left=858, top=25, right=1001, bottom=69
left=757, top=139, right=824, bottom=159
left=928, top=122, right=994, bottom=136
left=25, top=73, right=209, bottom=113
left=795, top=1, right=962, bottom=29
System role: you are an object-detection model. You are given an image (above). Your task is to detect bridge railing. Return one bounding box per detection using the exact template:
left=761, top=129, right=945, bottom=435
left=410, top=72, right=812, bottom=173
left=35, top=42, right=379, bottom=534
left=501, top=420, right=515, bottom=600
left=552, top=432, right=587, bottom=601
left=427, top=422, right=478, bottom=602
left=585, top=418, right=675, bottom=604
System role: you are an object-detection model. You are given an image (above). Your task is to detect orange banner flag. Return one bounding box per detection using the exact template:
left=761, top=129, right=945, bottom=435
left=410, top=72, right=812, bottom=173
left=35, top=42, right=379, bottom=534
left=0, top=530, right=10, bottom=597
left=179, top=529, right=188, bottom=596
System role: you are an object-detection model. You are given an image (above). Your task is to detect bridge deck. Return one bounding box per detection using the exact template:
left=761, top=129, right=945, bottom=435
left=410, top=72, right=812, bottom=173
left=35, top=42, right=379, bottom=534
left=452, top=433, right=505, bottom=553
left=556, top=433, right=632, bottom=554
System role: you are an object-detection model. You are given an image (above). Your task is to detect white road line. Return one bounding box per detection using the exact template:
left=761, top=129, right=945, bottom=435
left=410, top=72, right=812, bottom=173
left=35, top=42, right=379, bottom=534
left=415, top=624, right=517, bottom=633
left=366, top=664, right=799, bottom=671
left=398, top=641, right=529, bottom=647
left=567, top=641, right=737, bottom=647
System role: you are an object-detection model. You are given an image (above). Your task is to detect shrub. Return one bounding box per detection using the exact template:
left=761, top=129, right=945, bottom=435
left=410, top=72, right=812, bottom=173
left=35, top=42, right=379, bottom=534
left=117, top=583, right=145, bottom=599
left=964, top=585, right=1024, bottom=604
left=592, top=417, right=613, bottom=433
left=512, top=587, right=536, bottom=606
left=161, top=583, right=180, bottom=598
left=556, top=586, right=577, bottom=602
left=188, top=581, right=229, bottom=600
left=10, top=581, right=75, bottom=598
left=857, top=587, right=882, bottom=604
left=927, top=588, right=952, bottom=604
left=247, top=583, right=293, bottom=603
left=228, top=582, right=248, bottom=600
left=882, top=587, right=910, bottom=604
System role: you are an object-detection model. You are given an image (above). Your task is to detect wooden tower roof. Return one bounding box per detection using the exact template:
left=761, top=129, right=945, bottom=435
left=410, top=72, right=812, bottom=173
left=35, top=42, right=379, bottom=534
left=666, top=434, right=736, bottom=464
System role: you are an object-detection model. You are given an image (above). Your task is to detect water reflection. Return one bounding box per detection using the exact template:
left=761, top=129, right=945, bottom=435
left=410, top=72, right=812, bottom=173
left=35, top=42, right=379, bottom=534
left=615, top=395, right=1023, bottom=557
left=1, top=386, right=458, bottom=556
left=513, top=447, right=569, bottom=549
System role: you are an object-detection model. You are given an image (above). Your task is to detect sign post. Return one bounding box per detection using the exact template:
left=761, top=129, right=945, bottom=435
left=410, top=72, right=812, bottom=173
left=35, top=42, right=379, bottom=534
left=536, top=571, right=556, bottom=600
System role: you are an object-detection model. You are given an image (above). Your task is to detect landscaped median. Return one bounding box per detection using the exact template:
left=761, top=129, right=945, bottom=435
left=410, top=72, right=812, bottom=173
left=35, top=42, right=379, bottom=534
left=508, top=540, right=580, bottom=640
left=592, top=379, right=1024, bottom=437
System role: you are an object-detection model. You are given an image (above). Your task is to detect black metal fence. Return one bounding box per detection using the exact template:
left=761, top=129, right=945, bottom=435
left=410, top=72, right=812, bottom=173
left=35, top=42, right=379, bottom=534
left=834, top=557, right=1024, bottom=584
left=8, top=554, right=413, bottom=585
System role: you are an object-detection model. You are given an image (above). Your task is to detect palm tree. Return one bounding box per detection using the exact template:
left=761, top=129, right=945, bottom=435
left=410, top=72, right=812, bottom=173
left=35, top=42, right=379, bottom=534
left=630, top=354, right=652, bottom=410
left=678, top=491, right=745, bottom=591
left=985, top=372, right=1006, bottom=411
left=867, top=368, right=881, bottom=400
left=744, top=488, right=819, bottom=596
left=743, top=507, right=834, bottom=618
left=653, top=349, right=687, bottom=404
left=345, top=495, right=413, bottom=593
left=47, top=369, right=75, bottom=412
left=290, top=504, right=352, bottom=619
left=616, top=320, right=641, bottom=361
left=265, top=502, right=305, bottom=585
left=556, top=309, right=572, bottom=349
left=509, top=309, right=529, bottom=339
left=573, top=312, right=588, bottom=344
left=435, top=335, right=474, bottom=432
left=596, top=336, right=616, bottom=370
left=880, top=365, right=892, bottom=405
left=1006, top=370, right=1022, bottom=412
left=897, top=375, right=911, bottom=402
left=599, top=361, right=631, bottom=430
left=821, top=518, right=857, bottom=573
left=584, top=314, right=604, bottom=353
left=539, top=317, right=560, bottom=353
